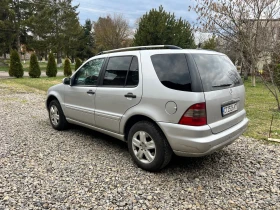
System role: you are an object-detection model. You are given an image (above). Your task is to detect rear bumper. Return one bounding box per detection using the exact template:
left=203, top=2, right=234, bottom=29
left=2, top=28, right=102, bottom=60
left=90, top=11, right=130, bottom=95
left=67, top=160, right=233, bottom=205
left=158, top=117, right=249, bottom=157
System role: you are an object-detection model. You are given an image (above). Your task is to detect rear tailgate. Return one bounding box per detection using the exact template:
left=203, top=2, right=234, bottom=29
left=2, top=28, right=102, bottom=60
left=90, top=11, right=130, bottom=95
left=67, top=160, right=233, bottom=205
left=192, top=54, right=246, bottom=134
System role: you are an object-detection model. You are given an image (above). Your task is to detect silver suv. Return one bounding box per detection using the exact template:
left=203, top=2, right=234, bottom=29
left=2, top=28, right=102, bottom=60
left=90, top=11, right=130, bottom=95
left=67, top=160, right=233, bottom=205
left=46, top=45, right=248, bottom=171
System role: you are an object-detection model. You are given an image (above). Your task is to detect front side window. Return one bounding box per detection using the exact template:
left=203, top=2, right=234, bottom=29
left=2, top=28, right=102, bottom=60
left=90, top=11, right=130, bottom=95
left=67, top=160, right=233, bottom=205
left=151, top=54, right=192, bottom=91
left=74, top=58, right=104, bottom=86
left=102, top=56, right=139, bottom=86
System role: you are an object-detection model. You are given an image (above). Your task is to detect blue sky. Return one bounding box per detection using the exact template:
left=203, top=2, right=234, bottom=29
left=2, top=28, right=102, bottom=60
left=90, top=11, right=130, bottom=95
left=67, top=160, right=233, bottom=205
left=72, top=0, right=198, bottom=27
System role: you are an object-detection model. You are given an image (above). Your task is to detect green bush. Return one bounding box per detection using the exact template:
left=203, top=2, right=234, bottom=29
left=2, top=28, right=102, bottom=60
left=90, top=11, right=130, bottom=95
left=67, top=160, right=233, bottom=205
left=9, top=50, right=24, bottom=78
left=274, top=64, right=280, bottom=88
left=46, top=52, right=57, bottom=77
left=64, top=58, right=72, bottom=76
left=29, top=53, right=41, bottom=78
left=75, top=57, right=83, bottom=71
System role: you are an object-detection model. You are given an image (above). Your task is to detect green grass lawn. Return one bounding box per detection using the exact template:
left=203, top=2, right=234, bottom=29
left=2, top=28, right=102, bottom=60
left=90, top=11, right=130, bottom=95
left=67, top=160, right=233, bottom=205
left=243, top=78, right=280, bottom=140
left=1, top=76, right=64, bottom=92
left=1, top=76, right=280, bottom=140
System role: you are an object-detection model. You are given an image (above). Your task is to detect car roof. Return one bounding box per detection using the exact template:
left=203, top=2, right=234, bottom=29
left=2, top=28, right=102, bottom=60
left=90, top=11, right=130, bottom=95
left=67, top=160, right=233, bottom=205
left=91, top=49, right=225, bottom=60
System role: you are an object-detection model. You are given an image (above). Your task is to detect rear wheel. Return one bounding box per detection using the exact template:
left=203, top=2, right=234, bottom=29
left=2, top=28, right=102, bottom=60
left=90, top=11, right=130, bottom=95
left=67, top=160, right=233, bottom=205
left=48, top=100, right=68, bottom=130
left=128, top=121, right=172, bottom=171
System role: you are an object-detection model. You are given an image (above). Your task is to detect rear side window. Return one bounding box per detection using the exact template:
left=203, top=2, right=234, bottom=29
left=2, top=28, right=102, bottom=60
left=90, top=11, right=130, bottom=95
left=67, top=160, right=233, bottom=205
left=151, top=54, right=192, bottom=91
left=192, top=54, right=243, bottom=92
left=102, top=56, right=139, bottom=86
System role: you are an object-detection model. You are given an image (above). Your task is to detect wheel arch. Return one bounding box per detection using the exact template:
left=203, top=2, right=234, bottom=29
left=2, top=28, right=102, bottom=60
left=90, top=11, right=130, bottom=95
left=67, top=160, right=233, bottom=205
left=123, top=114, right=166, bottom=142
left=46, top=92, right=64, bottom=112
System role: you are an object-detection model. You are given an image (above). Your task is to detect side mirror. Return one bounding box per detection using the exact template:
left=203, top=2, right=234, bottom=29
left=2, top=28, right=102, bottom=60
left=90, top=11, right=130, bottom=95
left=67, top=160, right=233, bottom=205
left=63, top=77, right=71, bottom=85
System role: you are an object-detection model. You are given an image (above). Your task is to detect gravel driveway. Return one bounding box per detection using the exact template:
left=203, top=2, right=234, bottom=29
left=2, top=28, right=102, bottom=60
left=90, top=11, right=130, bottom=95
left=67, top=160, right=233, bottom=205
left=1, top=83, right=280, bottom=209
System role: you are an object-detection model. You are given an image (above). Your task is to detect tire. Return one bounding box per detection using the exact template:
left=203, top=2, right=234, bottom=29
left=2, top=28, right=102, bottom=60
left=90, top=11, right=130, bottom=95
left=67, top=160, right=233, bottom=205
left=48, top=100, right=68, bottom=130
left=128, top=121, right=173, bottom=172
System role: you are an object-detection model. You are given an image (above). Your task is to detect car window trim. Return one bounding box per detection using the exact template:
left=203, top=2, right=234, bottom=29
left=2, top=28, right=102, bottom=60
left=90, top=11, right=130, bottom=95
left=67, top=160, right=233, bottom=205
left=99, top=55, right=139, bottom=88
left=71, top=57, right=106, bottom=87
left=150, top=53, right=193, bottom=92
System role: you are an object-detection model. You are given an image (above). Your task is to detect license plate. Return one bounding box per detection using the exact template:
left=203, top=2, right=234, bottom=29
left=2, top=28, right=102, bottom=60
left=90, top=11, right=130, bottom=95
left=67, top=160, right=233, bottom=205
left=222, top=103, right=237, bottom=116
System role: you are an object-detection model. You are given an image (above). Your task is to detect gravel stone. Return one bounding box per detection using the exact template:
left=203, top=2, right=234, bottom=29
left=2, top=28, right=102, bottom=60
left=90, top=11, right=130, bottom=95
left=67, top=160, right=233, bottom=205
left=1, top=83, right=280, bottom=209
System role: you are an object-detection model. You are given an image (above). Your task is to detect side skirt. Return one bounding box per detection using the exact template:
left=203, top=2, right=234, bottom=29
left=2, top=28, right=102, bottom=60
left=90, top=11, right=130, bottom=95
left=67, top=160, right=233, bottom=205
left=66, top=118, right=126, bottom=142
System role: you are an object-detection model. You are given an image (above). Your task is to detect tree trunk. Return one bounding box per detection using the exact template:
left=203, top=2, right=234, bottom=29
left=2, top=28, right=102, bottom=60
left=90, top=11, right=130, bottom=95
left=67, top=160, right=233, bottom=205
left=45, top=50, right=48, bottom=61
left=4, top=53, right=6, bottom=59
left=252, top=73, right=256, bottom=87
left=244, top=70, right=249, bottom=80
left=57, top=51, right=62, bottom=67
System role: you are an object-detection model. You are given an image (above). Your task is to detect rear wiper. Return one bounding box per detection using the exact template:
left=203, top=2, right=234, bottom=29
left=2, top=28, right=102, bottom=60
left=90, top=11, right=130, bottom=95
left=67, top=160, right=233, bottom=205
left=212, top=83, right=233, bottom=88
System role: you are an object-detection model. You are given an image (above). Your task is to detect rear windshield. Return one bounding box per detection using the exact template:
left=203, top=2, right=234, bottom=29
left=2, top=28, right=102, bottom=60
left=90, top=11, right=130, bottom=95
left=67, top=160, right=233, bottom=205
left=192, top=54, right=243, bottom=92
left=151, top=54, right=192, bottom=92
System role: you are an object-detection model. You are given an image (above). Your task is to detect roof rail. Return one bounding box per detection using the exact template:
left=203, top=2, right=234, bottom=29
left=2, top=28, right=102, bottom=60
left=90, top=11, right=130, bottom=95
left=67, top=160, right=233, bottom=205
left=97, top=45, right=182, bottom=55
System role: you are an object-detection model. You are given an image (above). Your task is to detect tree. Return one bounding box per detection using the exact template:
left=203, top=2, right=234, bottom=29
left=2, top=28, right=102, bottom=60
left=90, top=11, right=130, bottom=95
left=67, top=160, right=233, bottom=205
left=26, top=0, right=81, bottom=64
left=46, top=52, right=57, bottom=77
left=9, top=49, right=23, bottom=78
left=75, top=57, right=82, bottom=71
left=191, top=0, right=280, bottom=109
left=63, top=58, right=71, bottom=76
left=190, top=0, right=280, bottom=86
left=94, top=14, right=131, bottom=51
left=133, top=6, right=196, bottom=49
left=0, top=0, right=16, bottom=58
left=76, top=19, right=95, bottom=60
left=202, top=36, right=216, bottom=50
left=29, top=53, right=41, bottom=78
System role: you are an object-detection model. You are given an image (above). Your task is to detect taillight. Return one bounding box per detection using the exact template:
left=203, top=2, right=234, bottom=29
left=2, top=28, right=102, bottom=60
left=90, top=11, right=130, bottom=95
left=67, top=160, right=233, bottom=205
left=179, top=103, right=207, bottom=126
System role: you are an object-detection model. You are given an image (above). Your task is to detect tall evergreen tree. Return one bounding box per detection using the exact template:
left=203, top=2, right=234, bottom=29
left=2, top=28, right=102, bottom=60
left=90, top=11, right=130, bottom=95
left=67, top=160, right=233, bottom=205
left=75, top=57, right=82, bottom=71
left=76, top=19, right=95, bottom=60
left=29, top=53, right=41, bottom=78
left=9, top=49, right=23, bottom=78
left=63, top=58, right=72, bottom=76
left=134, top=6, right=196, bottom=49
left=46, top=52, right=57, bottom=77
left=0, top=0, right=15, bottom=58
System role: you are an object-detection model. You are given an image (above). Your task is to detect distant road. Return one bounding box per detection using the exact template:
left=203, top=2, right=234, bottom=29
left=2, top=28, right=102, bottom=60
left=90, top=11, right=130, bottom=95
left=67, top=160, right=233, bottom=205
left=0, top=71, right=64, bottom=78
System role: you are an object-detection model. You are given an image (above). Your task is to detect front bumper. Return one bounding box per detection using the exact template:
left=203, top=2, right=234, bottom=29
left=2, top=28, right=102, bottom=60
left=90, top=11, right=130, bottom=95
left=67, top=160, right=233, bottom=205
left=158, top=117, right=249, bottom=157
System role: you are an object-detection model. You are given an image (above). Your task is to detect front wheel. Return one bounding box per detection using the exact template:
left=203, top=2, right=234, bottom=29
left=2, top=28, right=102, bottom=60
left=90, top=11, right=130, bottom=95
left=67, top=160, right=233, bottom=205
left=128, top=121, right=173, bottom=171
left=48, top=100, right=68, bottom=130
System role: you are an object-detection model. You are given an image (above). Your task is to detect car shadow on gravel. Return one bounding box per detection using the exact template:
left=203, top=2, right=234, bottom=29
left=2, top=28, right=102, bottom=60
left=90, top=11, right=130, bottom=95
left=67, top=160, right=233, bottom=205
left=67, top=124, right=243, bottom=176
left=68, top=124, right=128, bottom=150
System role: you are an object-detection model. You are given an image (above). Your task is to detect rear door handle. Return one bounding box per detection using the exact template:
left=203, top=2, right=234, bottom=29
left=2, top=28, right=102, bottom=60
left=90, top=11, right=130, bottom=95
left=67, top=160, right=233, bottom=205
left=124, top=93, right=136, bottom=98
left=87, top=90, right=95, bottom=95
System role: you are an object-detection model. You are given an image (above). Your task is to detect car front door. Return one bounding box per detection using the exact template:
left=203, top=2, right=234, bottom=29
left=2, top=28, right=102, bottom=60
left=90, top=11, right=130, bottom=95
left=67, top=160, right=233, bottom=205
left=95, top=52, right=142, bottom=133
left=64, top=57, right=105, bottom=125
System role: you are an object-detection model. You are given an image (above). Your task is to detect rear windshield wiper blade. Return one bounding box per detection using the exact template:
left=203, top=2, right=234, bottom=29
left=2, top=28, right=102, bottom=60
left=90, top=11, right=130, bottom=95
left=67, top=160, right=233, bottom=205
left=212, top=83, right=233, bottom=88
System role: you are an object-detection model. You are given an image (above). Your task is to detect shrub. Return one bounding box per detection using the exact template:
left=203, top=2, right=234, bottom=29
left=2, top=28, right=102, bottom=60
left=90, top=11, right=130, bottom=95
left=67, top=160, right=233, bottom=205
left=274, top=64, right=280, bottom=88
left=75, top=57, right=83, bottom=71
left=9, top=50, right=24, bottom=78
left=46, top=52, right=57, bottom=77
left=64, top=58, right=72, bottom=76
left=29, top=53, right=41, bottom=78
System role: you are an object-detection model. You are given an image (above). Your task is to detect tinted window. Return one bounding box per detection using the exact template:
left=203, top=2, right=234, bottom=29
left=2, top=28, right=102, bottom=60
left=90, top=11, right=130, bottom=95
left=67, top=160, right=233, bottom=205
left=103, top=56, right=132, bottom=86
left=151, top=54, right=192, bottom=91
left=74, top=58, right=104, bottom=86
left=126, top=56, right=139, bottom=86
left=192, top=54, right=243, bottom=92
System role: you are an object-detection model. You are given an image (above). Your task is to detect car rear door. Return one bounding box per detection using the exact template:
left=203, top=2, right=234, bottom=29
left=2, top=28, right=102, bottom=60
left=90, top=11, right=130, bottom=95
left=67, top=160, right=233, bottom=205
left=94, top=52, right=142, bottom=133
left=192, top=53, right=246, bottom=134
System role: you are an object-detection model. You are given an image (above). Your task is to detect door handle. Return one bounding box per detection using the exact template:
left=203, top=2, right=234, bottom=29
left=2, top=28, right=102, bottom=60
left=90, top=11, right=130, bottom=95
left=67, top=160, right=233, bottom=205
left=124, top=93, right=136, bottom=98
left=87, top=90, right=95, bottom=95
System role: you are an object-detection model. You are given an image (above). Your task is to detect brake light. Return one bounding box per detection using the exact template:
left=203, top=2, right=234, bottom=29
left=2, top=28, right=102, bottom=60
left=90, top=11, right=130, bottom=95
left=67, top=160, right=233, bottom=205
left=179, top=103, right=207, bottom=126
